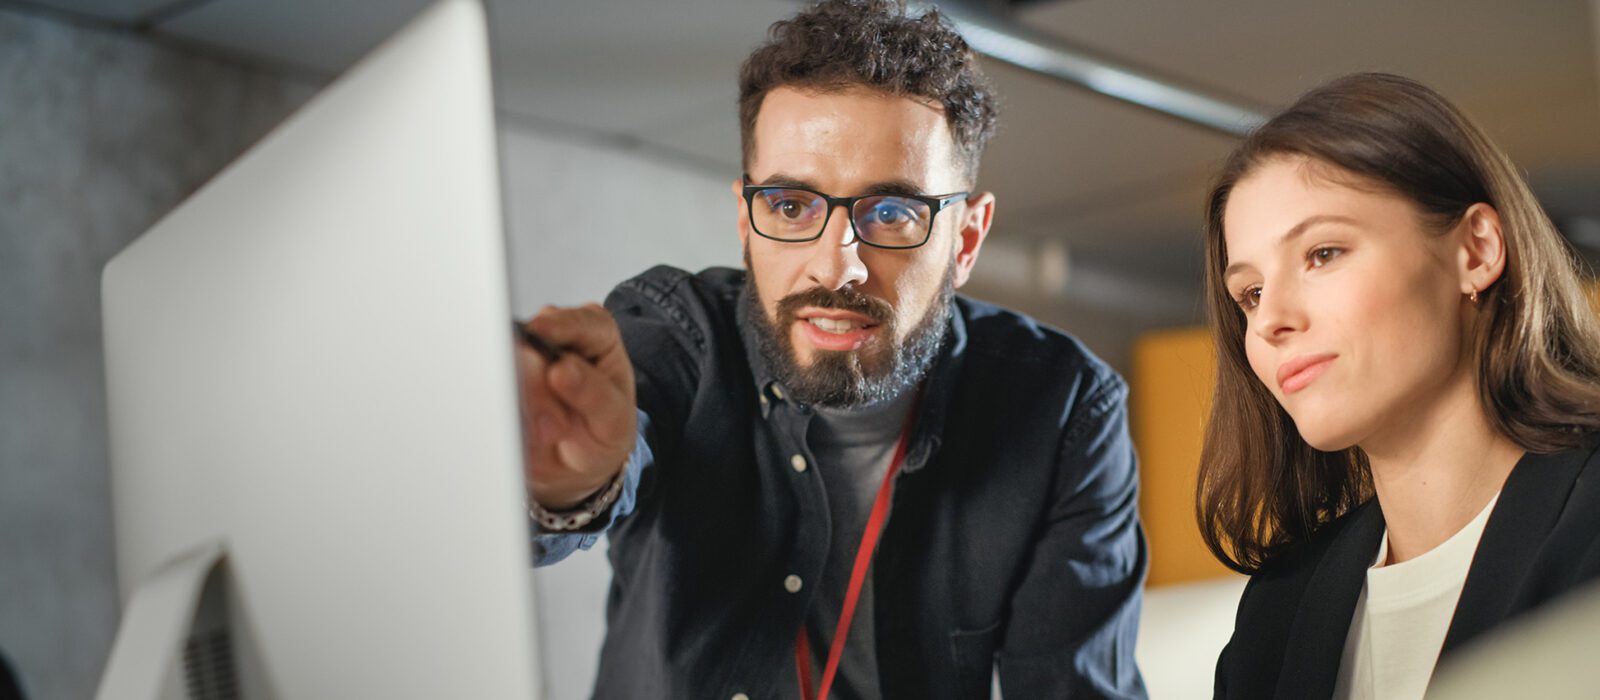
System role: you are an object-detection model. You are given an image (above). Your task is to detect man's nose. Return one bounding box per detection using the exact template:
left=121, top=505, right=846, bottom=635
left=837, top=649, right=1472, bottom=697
left=803, top=204, right=869, bottom=291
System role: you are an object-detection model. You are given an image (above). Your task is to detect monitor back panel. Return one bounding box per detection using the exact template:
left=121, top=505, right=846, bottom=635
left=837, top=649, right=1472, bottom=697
left=101, top=1, right=540, bottom=696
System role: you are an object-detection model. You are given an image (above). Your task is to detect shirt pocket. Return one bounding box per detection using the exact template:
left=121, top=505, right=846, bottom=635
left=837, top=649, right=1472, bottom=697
left=947, top=620, right=1003, bottom=698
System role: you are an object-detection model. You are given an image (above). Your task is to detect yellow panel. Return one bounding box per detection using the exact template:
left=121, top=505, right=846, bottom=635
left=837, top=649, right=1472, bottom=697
left=1131, top=327, right=1233, bottom=586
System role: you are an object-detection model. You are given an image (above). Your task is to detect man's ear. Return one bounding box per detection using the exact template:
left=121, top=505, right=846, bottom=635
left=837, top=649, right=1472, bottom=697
left=732, top=178, right=750, bottom=248
left=951, top=191, right=995, bottom=289
left=1456, top=202, right=1506, bottom=299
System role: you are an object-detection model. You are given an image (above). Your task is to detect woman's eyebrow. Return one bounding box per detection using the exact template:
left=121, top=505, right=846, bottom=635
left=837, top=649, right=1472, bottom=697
left=1224, top=214, right=1360, bottom=280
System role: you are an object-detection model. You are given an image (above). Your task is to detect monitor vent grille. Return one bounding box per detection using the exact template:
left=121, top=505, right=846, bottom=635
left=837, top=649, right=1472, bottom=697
left=183, top=629, right=238, bottom=700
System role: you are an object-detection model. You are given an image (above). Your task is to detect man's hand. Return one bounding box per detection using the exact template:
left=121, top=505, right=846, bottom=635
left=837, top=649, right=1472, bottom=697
left=515, top=304, right=636, bottom=511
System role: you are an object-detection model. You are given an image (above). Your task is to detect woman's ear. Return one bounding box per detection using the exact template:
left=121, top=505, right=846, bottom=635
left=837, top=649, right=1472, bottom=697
left=1457, top=203, right=1506, bottom=297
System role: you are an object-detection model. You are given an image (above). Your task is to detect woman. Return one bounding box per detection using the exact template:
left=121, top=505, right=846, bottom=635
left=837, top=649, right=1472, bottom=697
left=1200, top=72, right=1600, bottom=698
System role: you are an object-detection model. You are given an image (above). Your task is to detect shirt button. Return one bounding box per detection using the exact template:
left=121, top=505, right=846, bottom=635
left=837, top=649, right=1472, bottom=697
left=732, top=694, right=750, bottom=700
left=784, top=574, right=803, bottom=593
left=790, top=454, right=807, bottom=473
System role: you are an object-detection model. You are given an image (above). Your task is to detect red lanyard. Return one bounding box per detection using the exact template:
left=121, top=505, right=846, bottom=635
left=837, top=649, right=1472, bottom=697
left=794, top=421, right=915, bottom=700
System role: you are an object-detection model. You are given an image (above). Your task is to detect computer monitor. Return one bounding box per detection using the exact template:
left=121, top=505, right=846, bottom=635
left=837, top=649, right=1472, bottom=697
left=96, top=0, right=542, bottom=697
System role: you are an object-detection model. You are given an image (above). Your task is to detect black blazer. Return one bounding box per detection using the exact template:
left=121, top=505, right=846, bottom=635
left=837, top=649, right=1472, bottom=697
left=1214, top=437, right=1600, bottom=699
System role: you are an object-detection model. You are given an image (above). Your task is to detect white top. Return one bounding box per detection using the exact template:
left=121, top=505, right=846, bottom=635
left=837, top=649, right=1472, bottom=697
left=1333, top=493, right=1500, bottom=700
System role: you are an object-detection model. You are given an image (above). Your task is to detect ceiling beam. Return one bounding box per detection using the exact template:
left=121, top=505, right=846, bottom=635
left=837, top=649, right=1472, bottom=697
left=924, top=0, right=1272, bottom=137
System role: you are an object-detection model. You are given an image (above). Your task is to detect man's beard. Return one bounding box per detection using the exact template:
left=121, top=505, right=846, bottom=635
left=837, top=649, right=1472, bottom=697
left=742, top=254, right=954, bottom=410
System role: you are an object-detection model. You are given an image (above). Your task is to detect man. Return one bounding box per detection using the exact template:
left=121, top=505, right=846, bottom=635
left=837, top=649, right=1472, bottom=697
left=518, top=1, right=1147, bottom=697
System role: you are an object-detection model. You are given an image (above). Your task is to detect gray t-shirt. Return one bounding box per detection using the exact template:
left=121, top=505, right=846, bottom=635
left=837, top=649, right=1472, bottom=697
left=799, top=388, right=916, bottom=700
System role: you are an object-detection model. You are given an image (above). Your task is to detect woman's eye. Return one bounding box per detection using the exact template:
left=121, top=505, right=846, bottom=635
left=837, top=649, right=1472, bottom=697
left=1235, top=286, right=1261, bottom=311
left=1308, top=246, right=1344, bottom=267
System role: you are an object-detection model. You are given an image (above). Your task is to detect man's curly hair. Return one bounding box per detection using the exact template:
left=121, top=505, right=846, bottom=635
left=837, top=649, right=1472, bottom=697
left=738, top=0, right=1000, bottom=184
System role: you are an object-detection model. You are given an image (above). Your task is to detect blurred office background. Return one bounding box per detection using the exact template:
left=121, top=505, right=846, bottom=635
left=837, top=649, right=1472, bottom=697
left=2, top=0, right=1598, bottom=698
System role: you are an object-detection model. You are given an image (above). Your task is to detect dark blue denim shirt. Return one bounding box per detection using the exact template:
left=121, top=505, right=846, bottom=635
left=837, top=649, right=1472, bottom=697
left=534, top=266, right=1148, bottom=699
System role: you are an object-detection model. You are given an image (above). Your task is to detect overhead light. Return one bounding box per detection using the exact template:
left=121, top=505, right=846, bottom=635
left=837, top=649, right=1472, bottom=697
left=921, top=1, right=1272, bottom=137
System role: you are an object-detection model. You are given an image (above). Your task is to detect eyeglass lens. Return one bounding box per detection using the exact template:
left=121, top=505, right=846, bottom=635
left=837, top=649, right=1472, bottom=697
left=750, top=188, right=931, bottom=247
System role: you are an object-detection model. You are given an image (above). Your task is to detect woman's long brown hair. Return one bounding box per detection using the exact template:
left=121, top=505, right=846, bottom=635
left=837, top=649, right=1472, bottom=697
left=1197, top=73, right=1600, bottom=574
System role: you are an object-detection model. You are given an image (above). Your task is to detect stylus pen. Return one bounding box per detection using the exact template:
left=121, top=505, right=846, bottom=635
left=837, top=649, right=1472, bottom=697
left=512, top=320, right=564, bottom=363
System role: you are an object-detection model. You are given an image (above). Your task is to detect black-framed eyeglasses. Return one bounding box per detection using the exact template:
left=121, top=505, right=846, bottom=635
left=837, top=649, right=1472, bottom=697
left=742, top=175, right=968, bottom=250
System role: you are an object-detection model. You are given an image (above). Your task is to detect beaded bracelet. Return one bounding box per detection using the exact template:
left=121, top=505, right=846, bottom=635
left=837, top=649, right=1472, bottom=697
left=528, top=470, right=626, bottom=532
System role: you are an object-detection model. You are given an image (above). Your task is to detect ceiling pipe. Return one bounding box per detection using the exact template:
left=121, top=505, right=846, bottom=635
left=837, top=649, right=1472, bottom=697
left=921, top=1, right=1273, bottom=137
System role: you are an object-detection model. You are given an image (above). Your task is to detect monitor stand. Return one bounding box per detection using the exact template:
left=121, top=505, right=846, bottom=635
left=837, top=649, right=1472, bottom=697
left=96, top=542, right=251, bottom=700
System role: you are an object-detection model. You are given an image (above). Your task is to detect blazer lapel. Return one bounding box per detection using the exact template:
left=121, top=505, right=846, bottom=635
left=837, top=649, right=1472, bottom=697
left=1441, top=445, right=1590, bottom=653
left=1275, top=500, right=1386, bottom=699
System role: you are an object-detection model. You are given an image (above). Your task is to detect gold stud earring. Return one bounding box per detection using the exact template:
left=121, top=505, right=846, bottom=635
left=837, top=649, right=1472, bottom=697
left=1469, top=287, right=1480, bottom=304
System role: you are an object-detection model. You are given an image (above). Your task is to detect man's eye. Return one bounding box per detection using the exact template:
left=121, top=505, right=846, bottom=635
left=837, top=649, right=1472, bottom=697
left=866, top=202, right=915, bottom=225
left=761, top=192, right=818, bottom=221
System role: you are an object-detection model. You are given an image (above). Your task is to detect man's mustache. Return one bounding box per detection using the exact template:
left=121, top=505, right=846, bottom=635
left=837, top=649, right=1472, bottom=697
left=776, top=286, right=894, bottom=326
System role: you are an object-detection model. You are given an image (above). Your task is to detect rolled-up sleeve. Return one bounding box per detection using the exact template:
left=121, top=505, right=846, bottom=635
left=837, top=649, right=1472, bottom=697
left=531, top=408, right=654, bottom=566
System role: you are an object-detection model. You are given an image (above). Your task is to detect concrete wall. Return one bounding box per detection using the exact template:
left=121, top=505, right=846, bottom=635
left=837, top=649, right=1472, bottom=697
left=0, top=8, right=317, bottom=698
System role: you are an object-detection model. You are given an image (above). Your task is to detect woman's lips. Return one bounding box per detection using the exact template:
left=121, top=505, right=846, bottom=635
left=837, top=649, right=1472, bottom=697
left=1277, top=354, right=1338, bottom=394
